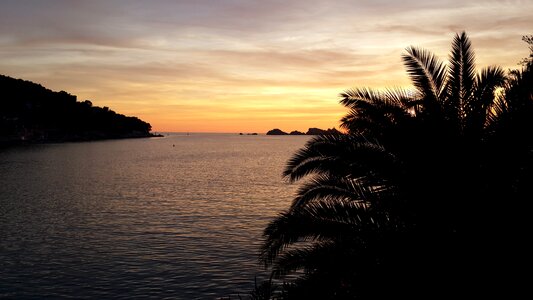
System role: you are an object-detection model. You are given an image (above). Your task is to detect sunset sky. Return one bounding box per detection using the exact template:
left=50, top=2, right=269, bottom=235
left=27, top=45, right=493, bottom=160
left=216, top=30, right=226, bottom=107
left=1, top=0, right=532, bottom=133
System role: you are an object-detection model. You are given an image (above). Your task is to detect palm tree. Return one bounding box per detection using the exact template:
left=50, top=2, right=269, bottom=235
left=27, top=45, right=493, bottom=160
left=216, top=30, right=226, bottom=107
left=261, top=32, right=532, bottom=298
left=261, top=134, right=405, bottom=299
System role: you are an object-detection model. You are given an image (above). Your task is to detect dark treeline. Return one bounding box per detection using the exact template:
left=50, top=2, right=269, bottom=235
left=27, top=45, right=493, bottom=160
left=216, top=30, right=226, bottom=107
left=247, top=33, right=533, bottom=299
left=0, top=75, right=156, bottom=145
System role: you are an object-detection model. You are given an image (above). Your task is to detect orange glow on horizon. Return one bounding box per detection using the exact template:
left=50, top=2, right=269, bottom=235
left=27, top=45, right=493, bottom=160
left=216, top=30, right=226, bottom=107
left=1, top=1, right=531, bottom=133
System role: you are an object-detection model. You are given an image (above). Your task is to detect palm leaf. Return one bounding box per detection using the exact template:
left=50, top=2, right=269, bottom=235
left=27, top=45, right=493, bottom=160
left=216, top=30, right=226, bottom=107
left=402, top=46, right=447, bottom=117
left=466, top=66, right=505, bottom=133
left=283, top=134, right=353, bottom=182
left=283, top=134, right=397, bottom=183
left=340, top=88, right=387, bottom=109
left=340, top=88, right=414, bottom=134
left=270, top=241, right=364, bottom=279
left=292, top=175, right=392, bottom=209
left=260, top=200, right=394, bottom=266
left=447, top=31, right=477, bottom=125
left=270, top=241, right=338, bottom=278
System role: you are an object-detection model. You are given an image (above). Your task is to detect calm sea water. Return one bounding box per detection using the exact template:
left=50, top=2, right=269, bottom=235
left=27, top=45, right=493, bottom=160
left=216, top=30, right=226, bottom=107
left=0, top=133, right=309, bottom=299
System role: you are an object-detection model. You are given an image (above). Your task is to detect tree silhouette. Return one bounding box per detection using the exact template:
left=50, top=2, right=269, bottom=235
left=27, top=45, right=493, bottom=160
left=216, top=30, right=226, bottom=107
left=0, top=75, right=154, bottom=144
left=261, top=32, right=533, bottom=298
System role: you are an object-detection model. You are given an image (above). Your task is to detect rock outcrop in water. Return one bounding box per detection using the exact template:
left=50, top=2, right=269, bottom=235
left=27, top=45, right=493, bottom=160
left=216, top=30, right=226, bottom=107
left=289, top=130, right=305, bottom=135
left=0, top=74, right=160, bottom=145
left=266, top=128, right=288, bottom=135
left=266, top=127, right=341, bottom=135
left=305, top=127, right=341, bottom=135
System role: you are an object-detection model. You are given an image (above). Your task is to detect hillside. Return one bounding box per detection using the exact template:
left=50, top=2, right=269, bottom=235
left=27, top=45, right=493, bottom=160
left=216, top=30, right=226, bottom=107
left=0, top=75, right=158, bottom=145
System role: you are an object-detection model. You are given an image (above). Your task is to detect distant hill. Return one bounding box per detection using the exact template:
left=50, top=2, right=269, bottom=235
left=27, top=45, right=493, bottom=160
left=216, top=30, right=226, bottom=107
left=266, top=127, right=341, bottom=135
left=0, top=75, right=159, bottom=145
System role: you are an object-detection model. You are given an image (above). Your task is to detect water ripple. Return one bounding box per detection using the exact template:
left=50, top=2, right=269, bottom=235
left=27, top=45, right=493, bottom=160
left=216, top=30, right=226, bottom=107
left=0, top=134, right=308, bottom=299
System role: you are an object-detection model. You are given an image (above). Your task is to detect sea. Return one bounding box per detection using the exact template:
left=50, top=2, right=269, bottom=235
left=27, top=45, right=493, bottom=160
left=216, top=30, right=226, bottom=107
left=0, top=133, right=310, bottom=299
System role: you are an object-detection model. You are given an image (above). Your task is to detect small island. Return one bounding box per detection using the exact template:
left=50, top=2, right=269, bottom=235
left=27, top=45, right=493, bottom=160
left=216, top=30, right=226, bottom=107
left=266, top=128, right=288, bottom=135
left=266, top=127, right=341, bottom=135
left=0, top=75, right=160, bottom=145
left=289, top=130, right=305, bottom=135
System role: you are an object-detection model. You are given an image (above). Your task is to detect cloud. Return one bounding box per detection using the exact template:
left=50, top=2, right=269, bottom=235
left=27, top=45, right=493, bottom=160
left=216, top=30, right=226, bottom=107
left=1, top=0, right=532, bottom=131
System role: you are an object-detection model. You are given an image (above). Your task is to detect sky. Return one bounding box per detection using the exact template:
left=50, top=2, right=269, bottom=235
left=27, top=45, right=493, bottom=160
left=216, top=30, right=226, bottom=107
left=1, top=0, right=532, bottom=133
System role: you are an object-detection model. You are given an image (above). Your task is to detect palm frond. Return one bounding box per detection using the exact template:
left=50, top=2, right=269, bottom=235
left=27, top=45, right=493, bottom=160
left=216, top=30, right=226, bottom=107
left=447, top=31, right=477, bottom=124
left=467, top=66, right=505, bottom=132
left=283, top=134, right=397, bottom=183
left=340, top=110, right=376, bottom=134
left=402, top=46, right=447, bottom=105
left=486, top=64, right=533, bottom=138
left=459, top=32, right=477, bottom=103
left=260, top=200, right=393, bottom=266
left=283, top=134, right=353, bottom=182
left=340, top=88, right=387, bottom=108
left=270, top=241, right=339, bottom=278
left=384, top=87, right=419, bottom=110
left=476, top=66, right=506, bottom=109
left=270, top=240, right=365, bottom=279
left=292, top=175, right=383, bottom=209
left=339, top=89, right=414, bottom=136
left=486, top=93, right=509, bottom=130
